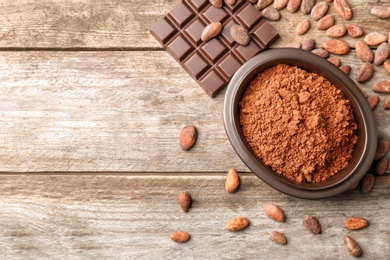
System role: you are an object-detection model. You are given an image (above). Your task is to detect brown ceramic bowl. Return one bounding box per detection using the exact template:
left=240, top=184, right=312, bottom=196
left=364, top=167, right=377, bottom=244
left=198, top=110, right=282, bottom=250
left=223, top=48, right=377, bottom=199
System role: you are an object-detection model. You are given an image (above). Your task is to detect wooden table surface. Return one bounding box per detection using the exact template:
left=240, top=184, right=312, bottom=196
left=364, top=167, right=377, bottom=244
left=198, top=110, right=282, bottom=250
left=0, top=0, right=389, bottom=259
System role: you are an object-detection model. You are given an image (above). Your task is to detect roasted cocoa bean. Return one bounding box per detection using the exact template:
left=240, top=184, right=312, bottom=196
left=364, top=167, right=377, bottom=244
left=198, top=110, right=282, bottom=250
left=344, top=217, right=369, bottom=230
left=372, top=81, right=390, bottom=93
left=312, top=48, right=329, bottom=58
left=355, top=40, right=374, bottom=63
left=302, top=39, right=315, bottom=51
left=269, top=231, right=287, bottom=245
left=327, top=56, right=341, bottom=67
left=322, top=40, right=350, bottom=55
left=364, top=32, right=388, bottom=46
left=316, top=15, right=335, bottom=30
left=334, top=0, right=353, bottom=20
left=201, top=22, right=222, bottom=42
left=180, top=125, right=197, bottom=151
left=209, top=0, right=222, bottom=8
left=287, top=0, right=301, bottom=13
left=230, top=24, right=250, bottom=45
left=375, top=157, right=388, bottom=175
left=375, top=139, right=389, bottom=160
left=262, top=6, right=282, bottom=21
left=344, top=236, right=362, bottom=257
left=339, top=65, right=351, bottom=75
left=374, top=43, right=390, bottom=65
left=326, top=25, right=347, bottom=38
left=300, top=0, right=315, bottom=14
left=311, top=2, right=329, bottom=20
left=257, top=0, right=274, bottom=10
left=303, top=216, right=322, bottom=234
left=356, top=62, right=373, bottom=82
left=264, top=204, right=286, bottom=223
left=296, top=19, right=311, bottom=35
left=345, top=24, right=364, bottom=38
left=371, top=6, right=390, bottom=19
left=361, top=173, right=375, bottom=193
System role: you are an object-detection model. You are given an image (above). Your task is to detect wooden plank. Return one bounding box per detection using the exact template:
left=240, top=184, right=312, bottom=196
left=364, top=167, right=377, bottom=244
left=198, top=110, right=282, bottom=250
left=0, top=174, right=388, bottom=259
left=0, top=51, right=388, bottom=172
left=0, top=0, right=388, bottom=48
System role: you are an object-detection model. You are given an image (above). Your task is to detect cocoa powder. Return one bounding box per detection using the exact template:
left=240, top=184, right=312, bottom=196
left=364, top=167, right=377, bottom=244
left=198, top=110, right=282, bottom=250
left=240, top=64, right=358, bottom=183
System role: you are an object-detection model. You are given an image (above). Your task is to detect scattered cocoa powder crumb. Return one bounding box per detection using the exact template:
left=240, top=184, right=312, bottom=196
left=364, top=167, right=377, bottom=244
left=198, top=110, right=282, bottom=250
left=239, top=64, right=358, bottom=183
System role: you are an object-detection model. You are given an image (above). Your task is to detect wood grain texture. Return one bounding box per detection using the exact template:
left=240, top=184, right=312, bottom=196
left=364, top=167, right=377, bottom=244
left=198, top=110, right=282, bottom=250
left=0, top=0, right=388, bottom=49
left=0, top=51, right=388, bottom=173
left=0, top=174, right=389, bottom=259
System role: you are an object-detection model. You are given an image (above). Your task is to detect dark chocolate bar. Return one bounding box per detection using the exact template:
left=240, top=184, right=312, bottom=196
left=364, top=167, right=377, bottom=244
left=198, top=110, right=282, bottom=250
left=150, top=0, right=279, bottom=97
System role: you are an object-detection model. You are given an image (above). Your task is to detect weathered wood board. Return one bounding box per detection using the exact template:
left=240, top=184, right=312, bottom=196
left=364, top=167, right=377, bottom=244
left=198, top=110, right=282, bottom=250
left=0, top=0, right=388, bottom=49
left=0, top=174, right=388, bottom=259
left=0, top=51, right=388, bottom=173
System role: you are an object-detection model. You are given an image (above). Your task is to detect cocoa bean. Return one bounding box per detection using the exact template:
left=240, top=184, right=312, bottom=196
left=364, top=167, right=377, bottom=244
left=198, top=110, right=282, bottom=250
left=372, top=81, right=390, bottom=93
left=344, top=217, right=369, bottom=230
left=230, top=24, right=250, bottom=46
left=375, top=157, right=388, bottom=175
left=339, top=65, right=351, bottom=75
left=262, top=6, right=281, bottom=21
left=384, top=59, right=390, bottom=76
left=327, top=56, right=341, bottom=67
left=371, top=6, right=390, bottom=19
left=300, top=0, right=315, bottom=14
left=170, top=231, right=191, bottom=243
left=316, top=15, right=335, bottom=30
left=311, top=48, right=329, bottom=58
left=264, top=204, right=286, bottom=223
left=287, top=0, right=301, bottom=13
left=326, top=25, right=347, bottom=38
left=296, top=19, right=311, bottom=35
left=225, top=168, right=240, bottom=193
left=302, top=39, right=315, bottom=51
left=345, top=24, right=364, bottom=38
left=269, top=231, right=287, bottom=245
left=310, top=2, right=329, bottom=20
left=326, top=0, right=333, bottom=2
left=355, top=40, right=374, bottom=63
left=257, top=0, right=274, bottom=10
left=274, top=0, right=289, bottom=10
left=385, top=96, right=390, bottom=109
left=303, top=216, right=322, bottom=234
left=374, top=43, right=390, bottom=65
left=248, top=0, right=257, bottom=3
left=180, top=125, right=197, bottom=151
left=367, top=95, right=379, bottom=110
left=201, top=22, right=222, bottom=42
left=224, top=0, right=236, bottom=5
left=344, top=236, right=362, bottom=257
left=364, top=32, right=388, bottom=46
left=286, top=42, right=302, bottom=48
left=209, top=0, right=222, bottom=8
left=356, top=62, right=373, bottom=83
left=226, top=217, right=250, bottom=231
left=178, top=191, right=192, bottom=212
left=322, top=40, right=350, bottom=55
left=375, top=139, right=389, bottom=160
left=334, top=0, right=353, bottom=20
left=361, top=173, right=375, bottom=193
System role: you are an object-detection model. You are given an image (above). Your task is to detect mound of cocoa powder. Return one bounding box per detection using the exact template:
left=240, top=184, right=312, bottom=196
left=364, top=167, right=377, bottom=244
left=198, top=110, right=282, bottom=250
left=240, top=64, right=358, bottom=183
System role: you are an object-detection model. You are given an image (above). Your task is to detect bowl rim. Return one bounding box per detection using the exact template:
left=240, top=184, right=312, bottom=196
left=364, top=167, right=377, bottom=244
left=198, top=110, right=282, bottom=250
left=223, top=48, right=377, bottom=199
